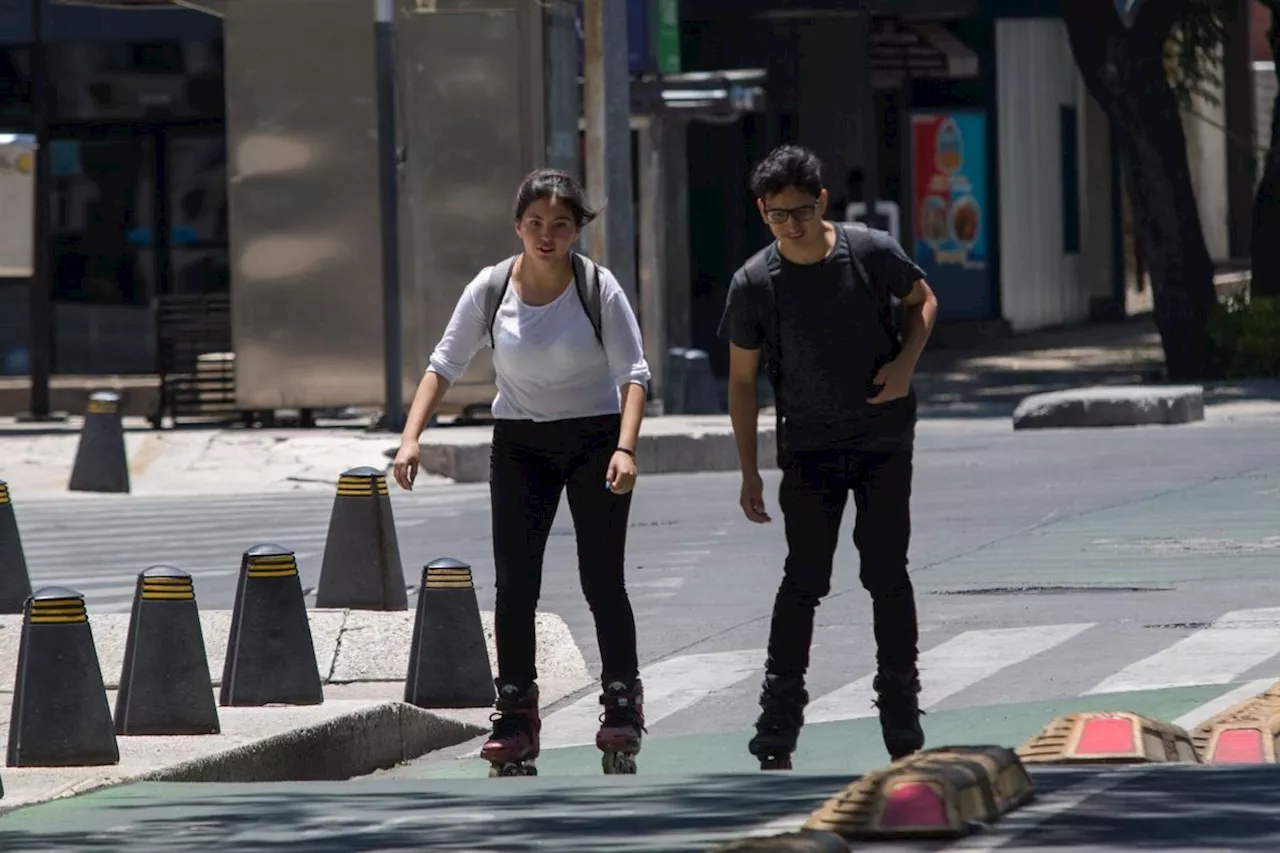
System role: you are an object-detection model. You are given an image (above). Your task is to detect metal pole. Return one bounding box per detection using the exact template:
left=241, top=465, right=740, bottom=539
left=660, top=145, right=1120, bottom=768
left=25, top=0, right=57, bottom=422
left=582, top=0, right=637, bottom=305
left=543, top=0, right=580, bottom=175
left=855, top=9, right=883, bottom=232
left=374, top=0, right=404, bottom=432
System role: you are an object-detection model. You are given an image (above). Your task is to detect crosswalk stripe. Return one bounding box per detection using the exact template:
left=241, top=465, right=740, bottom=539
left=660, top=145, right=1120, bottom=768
left=536, top=649, right=764, bottom=751
left=1085, top=607, right=1280, bottom=694
left=1172, top=678, right=1279, bottom=730
left=805, top=623, right=1096, bottom=725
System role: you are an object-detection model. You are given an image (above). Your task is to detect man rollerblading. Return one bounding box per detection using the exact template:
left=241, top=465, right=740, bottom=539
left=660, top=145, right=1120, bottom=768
left=595, top=678, right=646, bottom=774
left=719, top=145, right=939, bottom=769
left=480, top=681, right=541, bottom=777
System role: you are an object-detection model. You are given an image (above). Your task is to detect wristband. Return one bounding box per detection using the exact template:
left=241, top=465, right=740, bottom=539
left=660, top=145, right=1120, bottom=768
left=615, top=447, right=635, bottom=457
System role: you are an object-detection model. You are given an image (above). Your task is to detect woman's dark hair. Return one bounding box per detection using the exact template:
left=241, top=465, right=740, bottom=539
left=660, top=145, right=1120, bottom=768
left=748, top=145, right=824, bottom=201
left=514, top=168, right=599, bottom=228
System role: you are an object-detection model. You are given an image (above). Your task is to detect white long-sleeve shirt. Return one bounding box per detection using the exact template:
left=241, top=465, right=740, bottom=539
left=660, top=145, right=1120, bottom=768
left=427, top=261, right=651, bottom=422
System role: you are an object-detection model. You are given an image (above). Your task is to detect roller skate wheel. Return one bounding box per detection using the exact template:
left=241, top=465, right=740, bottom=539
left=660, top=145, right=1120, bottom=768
left=489, top=761, right=538, bottom=778
left=602, top=751, right=638, bottom=775
left=759, top=755, right=792, bottom=771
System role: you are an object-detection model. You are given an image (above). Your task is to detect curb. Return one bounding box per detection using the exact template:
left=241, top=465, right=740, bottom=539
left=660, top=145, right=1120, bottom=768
left=1012, top=385, right=1205, bottom=430
left=417, top=428, right=778, bottom=483
left=0, top=700, right=485, bottom=814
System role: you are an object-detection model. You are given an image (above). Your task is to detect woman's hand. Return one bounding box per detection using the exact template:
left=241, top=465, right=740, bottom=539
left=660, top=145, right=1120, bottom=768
left=606, top=450, right=638, bottom=495
left=392, top=439, right=421, bottom=490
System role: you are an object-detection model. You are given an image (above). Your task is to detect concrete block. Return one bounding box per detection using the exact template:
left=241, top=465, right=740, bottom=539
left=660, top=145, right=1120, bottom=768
left=1012, top=385, right=1205, bottom=430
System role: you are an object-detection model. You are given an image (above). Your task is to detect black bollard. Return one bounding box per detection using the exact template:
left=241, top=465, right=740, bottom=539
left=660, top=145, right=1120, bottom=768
left=114, top=566, right=221, bottom=736
left=220, top=544, right=324, bottom=707
left=315, top=466, right=408, bottom=611
left=6, top=587, right=119, bottom=767
left=0, top=481, right=33, bottom=614
left=404, top=558, right=495, bottom=709
left=68, top=390, right=130, bottom=494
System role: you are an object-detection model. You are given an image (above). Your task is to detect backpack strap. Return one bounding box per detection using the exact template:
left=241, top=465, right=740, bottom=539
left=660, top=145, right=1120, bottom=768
left=837, top=222, right=903, bottom=353
left=484, top=255, right=518, bottom=349
left=484, top=253, right=604, bottom=349
left=740, top=245, right=785, bottom=445
left=570, top=253, right=605, bottom=347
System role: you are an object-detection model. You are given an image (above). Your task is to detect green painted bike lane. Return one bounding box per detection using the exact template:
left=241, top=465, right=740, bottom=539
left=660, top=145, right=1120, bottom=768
left=404, top=681, right=1237, bottom=779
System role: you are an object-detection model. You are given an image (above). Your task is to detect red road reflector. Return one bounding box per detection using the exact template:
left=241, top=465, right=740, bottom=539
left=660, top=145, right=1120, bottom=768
left=1198, top=715, right=1280, bottom=765
left=801, top=745, right=1036, bottom=840
left=1017, top=712, right=1200, bottom=765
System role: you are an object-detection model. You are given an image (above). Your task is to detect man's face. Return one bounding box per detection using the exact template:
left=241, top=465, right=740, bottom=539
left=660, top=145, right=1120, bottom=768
left=758, top=187, right=828, bottom=243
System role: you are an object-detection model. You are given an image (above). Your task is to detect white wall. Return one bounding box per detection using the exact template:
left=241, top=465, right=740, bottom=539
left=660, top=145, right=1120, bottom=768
left=995, top=18, right=1091, bottom=332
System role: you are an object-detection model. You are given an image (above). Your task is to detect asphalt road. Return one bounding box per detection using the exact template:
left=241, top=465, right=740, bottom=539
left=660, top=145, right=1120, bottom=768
left=5, top=414, right=1280, bottom=849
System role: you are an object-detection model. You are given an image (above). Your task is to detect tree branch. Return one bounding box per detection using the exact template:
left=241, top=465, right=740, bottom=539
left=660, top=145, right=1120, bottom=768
left=1061, top=0, right=1126, bottom=107
left=1135, top=0, right=1185, bottom=42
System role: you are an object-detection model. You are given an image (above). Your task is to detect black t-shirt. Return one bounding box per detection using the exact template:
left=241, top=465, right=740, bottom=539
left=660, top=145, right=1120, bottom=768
left=717, top=223, right=927, bottom=453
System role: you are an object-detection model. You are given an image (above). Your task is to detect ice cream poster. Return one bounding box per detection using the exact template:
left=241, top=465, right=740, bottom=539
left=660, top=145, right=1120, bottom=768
left=910, top=110, right=992, bottom=320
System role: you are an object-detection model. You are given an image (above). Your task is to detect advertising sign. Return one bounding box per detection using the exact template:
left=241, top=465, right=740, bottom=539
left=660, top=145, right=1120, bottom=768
left=910, top=110, right=992, bottom=321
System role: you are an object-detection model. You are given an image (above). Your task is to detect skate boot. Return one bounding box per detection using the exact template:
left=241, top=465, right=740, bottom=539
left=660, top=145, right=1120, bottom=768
left=873, top=666, right=925, bottom=761
left=596, top=678, right=645, bottom=775
left=748, top=674, right=808, bottom=771
left=480, top=681, right=541, bottom=777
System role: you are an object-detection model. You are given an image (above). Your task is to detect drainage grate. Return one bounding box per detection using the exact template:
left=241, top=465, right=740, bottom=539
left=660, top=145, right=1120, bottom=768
left=932, top=585, right=1173, bottom=596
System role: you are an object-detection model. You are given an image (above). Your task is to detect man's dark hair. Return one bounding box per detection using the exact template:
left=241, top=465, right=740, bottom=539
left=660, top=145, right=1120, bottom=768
left=748, top=145, right=824, bottom=201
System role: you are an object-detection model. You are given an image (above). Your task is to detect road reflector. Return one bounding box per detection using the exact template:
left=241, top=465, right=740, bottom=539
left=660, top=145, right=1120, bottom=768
left=1017, top=711, right=1199, bottom=764
left=1191, top=687, right=1280, bottom=764
left=800, top=745, right=1035, bottom=840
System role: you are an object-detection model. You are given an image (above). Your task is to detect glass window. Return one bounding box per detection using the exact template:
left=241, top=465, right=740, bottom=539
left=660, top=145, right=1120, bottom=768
left=49, top=134, right=156, bottom=306
left=0, top=132, right=35, bottom=278
left=48, top=39, right=224, bottom=122
left=167, top=134, right=228, bottom=294
left=0, top=46, right=32, bottom=123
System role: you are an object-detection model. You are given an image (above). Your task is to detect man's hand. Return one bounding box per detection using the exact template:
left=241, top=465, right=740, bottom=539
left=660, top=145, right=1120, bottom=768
left=867, top=356, right=914, bottom=404
left=739, top=471, right=771, bottom=523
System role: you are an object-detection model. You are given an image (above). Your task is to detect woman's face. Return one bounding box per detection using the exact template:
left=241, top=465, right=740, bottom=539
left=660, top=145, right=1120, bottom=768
left=516, top=196, right=579, bottom=263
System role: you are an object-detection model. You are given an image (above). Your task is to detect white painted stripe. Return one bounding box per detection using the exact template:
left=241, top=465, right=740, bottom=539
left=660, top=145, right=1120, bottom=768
left=1172, top=678, right=1279, bottom=730
left=805, top=623, right=1096, bottom=724
left=629, top=577, right=686, bottom=590
left=536, top=648, right=764, bottom=750
left=945, top=767, right=1157, bottom=851
left=17, top=516, right=430, bottom=544
left=1086, top=608, right=1280, bottom=694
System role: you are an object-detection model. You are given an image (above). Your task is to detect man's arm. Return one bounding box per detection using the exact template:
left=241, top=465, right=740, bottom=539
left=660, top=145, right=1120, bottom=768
left=895, top=277, right=938, bottom=371
left=727, top=342, right=762, bottom=475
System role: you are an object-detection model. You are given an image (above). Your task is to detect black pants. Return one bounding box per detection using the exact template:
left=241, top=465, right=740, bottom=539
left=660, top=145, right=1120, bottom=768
left=489, top=413, right=638, bottom=690
left=766, top=446, right=918, bottom=679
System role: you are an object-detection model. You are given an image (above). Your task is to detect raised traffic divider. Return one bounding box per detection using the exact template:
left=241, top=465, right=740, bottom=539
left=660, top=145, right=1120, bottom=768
left=114, top=566, right=221, bottom=736
left=1017, top=711, right=1200, bottom=765
left=220, top=544, right=324, bottom=707
left=801, top=745, right=1035, bottom=841
left=1190, top=686, right=1280, bottom=764
left=405, top=557, right=495, bottom=709
left=706, top=830, right=849, bottom=852
left=6, top=586, right=120, bottom=767
left=68, top=390, right=131, bottom=493
left=0, top=480, right=33, bottom=613
left=315, top=466, right=408, bottom=611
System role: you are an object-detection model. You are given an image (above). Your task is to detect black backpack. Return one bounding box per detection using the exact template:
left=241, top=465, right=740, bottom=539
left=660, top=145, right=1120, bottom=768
left=481, top=253, right=604, bottom=348
left=740, top=222, right=902, bottom=415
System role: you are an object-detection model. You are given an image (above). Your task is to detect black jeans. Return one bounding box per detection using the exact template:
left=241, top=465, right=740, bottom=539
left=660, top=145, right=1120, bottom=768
left=766, top=446, right=918, bottom=679
left=489, top=413, right=638, bottom=690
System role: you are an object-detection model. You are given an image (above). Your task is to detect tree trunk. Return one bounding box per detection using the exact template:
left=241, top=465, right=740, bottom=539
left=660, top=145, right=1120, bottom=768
left=1062, top=0, right=1221, bottom=380
left=1251, top=3, right=1280, bottom=299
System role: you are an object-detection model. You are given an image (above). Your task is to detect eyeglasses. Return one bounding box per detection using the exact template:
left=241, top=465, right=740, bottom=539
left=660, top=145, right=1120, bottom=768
left=762, top=203, right=819, bottom=225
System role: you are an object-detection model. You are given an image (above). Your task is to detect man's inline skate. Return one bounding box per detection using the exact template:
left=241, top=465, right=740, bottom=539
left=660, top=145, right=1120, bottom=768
left=596, top=679, right=645, bottom=774
left=873, top=666, right=925, bottom=760
left=480, top=681, right=541, bottom=777
left=747, top=674, right=808, bottom=770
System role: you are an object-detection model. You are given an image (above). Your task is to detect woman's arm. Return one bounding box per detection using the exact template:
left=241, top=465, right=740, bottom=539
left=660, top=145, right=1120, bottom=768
left=598, top=268, right=652, bottom=494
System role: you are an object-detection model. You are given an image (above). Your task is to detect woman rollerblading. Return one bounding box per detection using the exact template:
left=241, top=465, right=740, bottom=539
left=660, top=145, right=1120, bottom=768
left=393, top=169, right=652, bottom=780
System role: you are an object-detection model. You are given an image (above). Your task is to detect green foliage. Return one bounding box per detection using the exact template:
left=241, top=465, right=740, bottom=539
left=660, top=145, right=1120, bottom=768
left=1164, top=0, right=1233, bottom=109
left=1207, top=296, right=1280, bottom=377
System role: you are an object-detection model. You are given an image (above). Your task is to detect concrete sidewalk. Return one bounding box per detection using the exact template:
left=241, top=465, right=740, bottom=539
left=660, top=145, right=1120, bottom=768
left=0, top=608, right=592, bottom=814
